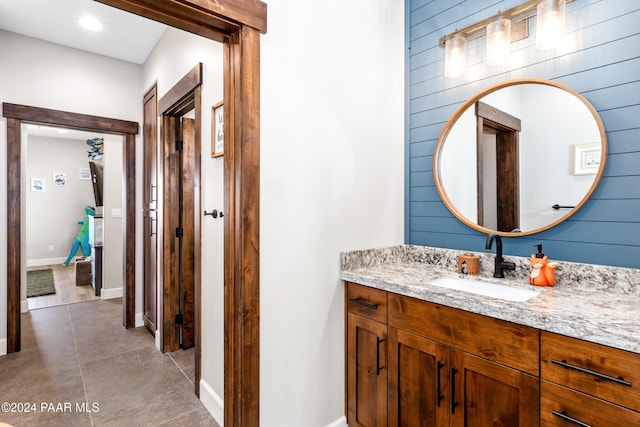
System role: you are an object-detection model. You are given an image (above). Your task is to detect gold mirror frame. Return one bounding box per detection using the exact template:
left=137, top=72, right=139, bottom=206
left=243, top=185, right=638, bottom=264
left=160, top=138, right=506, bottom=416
left=433, top=78, right=608, bottom=237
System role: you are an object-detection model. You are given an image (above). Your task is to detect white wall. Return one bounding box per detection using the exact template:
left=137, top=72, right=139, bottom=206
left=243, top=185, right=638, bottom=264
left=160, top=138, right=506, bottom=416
left=102, top=134, right=125, bottom=296
left=260, top=1, right=405, bottom=426
left=0, top=29, right=143, bottom=348
left=25, top=135, right=95, bottom=263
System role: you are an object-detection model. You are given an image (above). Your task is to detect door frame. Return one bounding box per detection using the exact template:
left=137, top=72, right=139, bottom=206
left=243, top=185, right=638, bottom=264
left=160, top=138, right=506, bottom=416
left=96, top=1, right=266, bottom=425
left=3, top=103, right=139, bottom=352
left=157, top=63, right=202, bottom=361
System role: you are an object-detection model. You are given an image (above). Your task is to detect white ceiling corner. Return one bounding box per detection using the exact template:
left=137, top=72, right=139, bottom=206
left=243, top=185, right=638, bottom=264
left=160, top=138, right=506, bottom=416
left=0, top=0, right=166, bottom=64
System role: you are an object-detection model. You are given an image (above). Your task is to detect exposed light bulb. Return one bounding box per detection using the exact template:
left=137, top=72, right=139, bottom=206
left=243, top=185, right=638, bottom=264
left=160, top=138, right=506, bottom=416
left=79, top=16, right=103, bottom=32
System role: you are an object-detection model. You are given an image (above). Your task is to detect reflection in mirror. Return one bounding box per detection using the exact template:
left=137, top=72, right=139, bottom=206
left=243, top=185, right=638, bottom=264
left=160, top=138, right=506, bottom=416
left=435, top=79, right=607, bottom=236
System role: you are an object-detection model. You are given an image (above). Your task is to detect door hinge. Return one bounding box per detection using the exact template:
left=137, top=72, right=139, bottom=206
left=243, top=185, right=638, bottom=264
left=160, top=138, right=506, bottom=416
left=175, top=139, right=183, bottom=152
left=175, top=313, right=183, bottom=325
left=175, top=227, right=183, bottom=238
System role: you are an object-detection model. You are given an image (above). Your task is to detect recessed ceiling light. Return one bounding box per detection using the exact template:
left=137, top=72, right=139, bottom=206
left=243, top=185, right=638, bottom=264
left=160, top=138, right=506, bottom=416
left=79, top=16, right=103, bottom=31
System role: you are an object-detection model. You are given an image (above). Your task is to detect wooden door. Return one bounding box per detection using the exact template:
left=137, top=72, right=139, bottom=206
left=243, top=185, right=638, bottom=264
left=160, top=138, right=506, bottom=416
left=476, top=101, right=521, bottom=232
left=450, top=350, right=539, bottom=427
left=143, top=85, right=158, bottom=335
left=347, top=312, right=388, bottom=427
left=495, top=130, right=519, bottom=232
left=161, top=115, right=196, bottom=352
left=388, top=328, right=449, bottom=427
left=180, top=117, right=196, bottom=349
left=162, top=114, right=181, bottom=352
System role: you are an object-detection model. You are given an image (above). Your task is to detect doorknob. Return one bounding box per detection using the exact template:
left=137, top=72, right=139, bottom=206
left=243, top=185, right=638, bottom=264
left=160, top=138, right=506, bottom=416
left=204, top=209, right=223, bottom=218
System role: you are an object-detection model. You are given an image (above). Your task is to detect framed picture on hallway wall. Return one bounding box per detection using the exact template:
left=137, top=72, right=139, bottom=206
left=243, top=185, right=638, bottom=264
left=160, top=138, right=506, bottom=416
left=31, top=177, right=46, bottom=192
left=211, top=101, right=224, bottom=158
left=53, top=172, right=67, bottom=187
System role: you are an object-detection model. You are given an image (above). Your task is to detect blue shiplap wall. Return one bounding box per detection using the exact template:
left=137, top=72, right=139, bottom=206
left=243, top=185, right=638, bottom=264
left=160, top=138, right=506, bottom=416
left=406, top=0, right=640, bottom=268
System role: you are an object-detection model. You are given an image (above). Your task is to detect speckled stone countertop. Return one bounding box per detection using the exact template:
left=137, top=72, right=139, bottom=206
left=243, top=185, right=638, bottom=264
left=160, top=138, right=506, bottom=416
left=341, top=245, right=640, bottom=354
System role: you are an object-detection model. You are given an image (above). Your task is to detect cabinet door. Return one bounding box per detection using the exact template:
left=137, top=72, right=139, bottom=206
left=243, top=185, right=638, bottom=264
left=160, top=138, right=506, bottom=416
left=388, top=328, right=449, bottom=427
left=348, top=312, right=388, bottom=427
left=450, top=350, right=539, bottom=427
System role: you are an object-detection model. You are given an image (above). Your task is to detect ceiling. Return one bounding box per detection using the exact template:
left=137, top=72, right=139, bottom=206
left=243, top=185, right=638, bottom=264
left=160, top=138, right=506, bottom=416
left=1, top=1, right=167, bottom=140
left=0, top=0, right=167, bottom=64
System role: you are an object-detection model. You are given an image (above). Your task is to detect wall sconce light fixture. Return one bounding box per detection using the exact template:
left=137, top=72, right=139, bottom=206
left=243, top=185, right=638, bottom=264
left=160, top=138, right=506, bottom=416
left=537, top=0, right=566, bottom=49
left=441, top=0, right=569, bottom=78
left=486, top=17, right=512, bottom=66
left=445, top=34, right=467, bottom=78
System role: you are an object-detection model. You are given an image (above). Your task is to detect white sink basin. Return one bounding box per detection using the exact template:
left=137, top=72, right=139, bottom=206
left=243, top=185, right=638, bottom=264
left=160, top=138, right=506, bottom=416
left=427, top=275, right=540, bottom=302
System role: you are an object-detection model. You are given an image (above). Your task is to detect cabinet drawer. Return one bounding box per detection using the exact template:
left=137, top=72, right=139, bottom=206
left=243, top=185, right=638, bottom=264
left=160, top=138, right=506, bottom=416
left=541, top=331, right=640, bottom=412
left=541, top=381, right=640, bottom=426
left=388, top=293, right=539, bottom=376
left=346, top=282, right=387, bottom=323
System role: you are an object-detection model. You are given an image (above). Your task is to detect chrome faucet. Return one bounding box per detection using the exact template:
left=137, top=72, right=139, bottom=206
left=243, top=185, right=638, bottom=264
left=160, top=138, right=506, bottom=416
left=485, top=232, right=516, bottom=278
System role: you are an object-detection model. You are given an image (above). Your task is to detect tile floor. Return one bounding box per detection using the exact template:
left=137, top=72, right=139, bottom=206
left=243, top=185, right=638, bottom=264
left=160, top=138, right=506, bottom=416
left=0, top=299, right=218, bottom=427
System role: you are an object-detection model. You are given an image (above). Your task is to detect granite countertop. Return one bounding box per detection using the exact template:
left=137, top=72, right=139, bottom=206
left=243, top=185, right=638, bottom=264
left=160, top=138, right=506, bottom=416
left=341, top=245, right=640, bottom=354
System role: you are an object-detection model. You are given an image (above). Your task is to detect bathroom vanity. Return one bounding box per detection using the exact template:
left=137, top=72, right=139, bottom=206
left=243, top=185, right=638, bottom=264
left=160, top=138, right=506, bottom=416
left=342, top=245, right=640, bottom=426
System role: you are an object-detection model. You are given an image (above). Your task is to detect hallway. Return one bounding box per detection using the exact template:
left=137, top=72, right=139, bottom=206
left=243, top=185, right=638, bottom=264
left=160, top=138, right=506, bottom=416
left=0, top=299, right=217, bottom=426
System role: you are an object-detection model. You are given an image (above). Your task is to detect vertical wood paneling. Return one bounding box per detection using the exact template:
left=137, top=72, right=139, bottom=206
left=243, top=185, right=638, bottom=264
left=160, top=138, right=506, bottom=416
left=406, top=0, right=640, bottom=268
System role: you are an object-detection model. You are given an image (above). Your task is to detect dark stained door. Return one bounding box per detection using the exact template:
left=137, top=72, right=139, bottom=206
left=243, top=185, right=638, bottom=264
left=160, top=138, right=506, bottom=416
left=161, top=114, right=197, bottom=352
left=143, top=85, right=158, bottom=335
left=495, top=130, right=519, bottom=232
left=476, top=101, right=521, bottom=232
left=180, top=117, right=196, bottom=349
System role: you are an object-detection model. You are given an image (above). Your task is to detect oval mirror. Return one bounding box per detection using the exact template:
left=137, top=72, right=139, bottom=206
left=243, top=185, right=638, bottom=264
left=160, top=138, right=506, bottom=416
left=434, top=78, right=607, bottom=236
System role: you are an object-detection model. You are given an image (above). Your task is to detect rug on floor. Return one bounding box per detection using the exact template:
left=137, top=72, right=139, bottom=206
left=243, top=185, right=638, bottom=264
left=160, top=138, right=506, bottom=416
left=27, top=269, right=56, bottom=297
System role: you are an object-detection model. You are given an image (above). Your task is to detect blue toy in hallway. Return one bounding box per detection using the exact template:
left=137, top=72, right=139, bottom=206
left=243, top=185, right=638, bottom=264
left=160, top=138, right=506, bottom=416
left=63, top=206, right=95, bottom=266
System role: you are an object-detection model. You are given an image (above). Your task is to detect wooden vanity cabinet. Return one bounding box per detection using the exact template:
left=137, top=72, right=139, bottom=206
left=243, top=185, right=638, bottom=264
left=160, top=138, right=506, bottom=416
left=346, top=282, right=540, bottom=426
left=346, top=283, right=389, bottom=427
left=540, top=331, right=640, bottom=425
left=387, top=327, right=449, bottom=427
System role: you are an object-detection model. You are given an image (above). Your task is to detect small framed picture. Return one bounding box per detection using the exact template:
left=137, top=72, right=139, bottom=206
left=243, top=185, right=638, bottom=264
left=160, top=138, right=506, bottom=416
left=31, top=178, right=46, bottom=192
left=79, top=168, right=91, bottom=180
left=211, top=101, right=224, bottom=158
left=573, top=142, right=601, bottom=175
left=53, top=172, right=67, bottom=187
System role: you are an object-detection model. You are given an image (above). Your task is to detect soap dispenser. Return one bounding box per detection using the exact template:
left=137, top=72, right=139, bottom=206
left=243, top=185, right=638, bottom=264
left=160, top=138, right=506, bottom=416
left=529, top=244, right=559, bottom=287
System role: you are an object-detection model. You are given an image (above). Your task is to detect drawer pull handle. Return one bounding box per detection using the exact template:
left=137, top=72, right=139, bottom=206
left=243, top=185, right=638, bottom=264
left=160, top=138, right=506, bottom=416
left=376, top=337, right=384, bottom=375
left=436, top=361, right=445, bottom=407
left=552, top=410, right=592, bottom=427
left=450, top=366, right=459, bottom=414
left=349, top=298, right=378, bottom=310
left=552, top=359, right=632, bottom=387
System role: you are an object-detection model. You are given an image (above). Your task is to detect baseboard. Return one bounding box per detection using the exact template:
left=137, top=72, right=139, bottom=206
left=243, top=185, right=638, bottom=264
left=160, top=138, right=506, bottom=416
left=0, top=338, right=7, bottom=356
left=199, top=379, right=224, bottom=427
left=326, top=416, right=347, bottom=427
left=26, top=257, right=67, bottom=267
left=21, top=299, right=29, bottom=313
left=135, top=312, right=144, bottom=328
left=100, top=287, right=123, bottom=300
